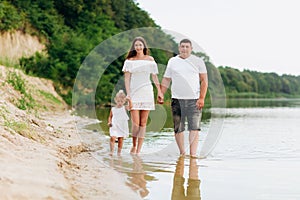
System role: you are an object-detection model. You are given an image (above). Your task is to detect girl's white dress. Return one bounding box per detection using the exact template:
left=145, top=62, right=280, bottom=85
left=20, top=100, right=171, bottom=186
left=109, top=106, right=129, bottom=137
left=122, top=60, right=158, bottom=110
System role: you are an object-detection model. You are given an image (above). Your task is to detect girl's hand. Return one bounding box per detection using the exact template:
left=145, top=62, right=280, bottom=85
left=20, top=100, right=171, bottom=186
left=108, top=122, right=112, bottom=127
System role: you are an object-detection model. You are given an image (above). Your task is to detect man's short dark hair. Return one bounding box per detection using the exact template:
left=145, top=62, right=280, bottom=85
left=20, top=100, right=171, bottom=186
left=179, top=39, right=192, bottom=45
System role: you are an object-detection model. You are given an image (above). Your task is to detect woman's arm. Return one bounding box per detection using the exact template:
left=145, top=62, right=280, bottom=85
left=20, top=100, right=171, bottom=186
left=152, top=74, right=164, bottom=104
left=124, top=72, right=131, bottom=99
left=125, top=99, right=132, bottom=111
left=107, top=109, right=113, bottom=127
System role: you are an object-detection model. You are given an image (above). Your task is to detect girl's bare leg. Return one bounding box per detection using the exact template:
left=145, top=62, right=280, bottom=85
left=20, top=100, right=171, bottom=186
left=110, top=136, right=116, bottom=155
left=117, top=137, right=124, bottom=155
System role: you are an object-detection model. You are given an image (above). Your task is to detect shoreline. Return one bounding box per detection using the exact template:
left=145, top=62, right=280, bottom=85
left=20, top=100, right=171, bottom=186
left=0, top=110, right=142, bottom=200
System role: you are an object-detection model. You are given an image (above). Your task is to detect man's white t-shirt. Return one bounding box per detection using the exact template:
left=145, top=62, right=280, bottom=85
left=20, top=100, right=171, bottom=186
left=163, top=54, right=207, bottom=99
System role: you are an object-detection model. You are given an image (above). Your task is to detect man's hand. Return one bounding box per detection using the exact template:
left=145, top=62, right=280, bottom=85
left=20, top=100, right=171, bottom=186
left=157, top=91, right=164, bottom=104
left=196, top=98, right=205, bottom=109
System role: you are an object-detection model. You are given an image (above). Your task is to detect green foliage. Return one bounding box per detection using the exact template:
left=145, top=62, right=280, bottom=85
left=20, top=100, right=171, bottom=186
left=0, top=1, right=25, bottom=31
left=218, top=66, right=300, bottom=98
left=4, top=0, right=177, bottom=106
left=7, top=71, right=35, bottom=110
left=4, top=0, right=299, bottom=108
left=38, top=90, right=61, bottom=105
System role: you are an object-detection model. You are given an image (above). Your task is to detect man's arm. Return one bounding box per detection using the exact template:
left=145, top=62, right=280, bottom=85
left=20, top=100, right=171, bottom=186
left=152, top=74, right=163, bottom=104
left=158, top=77, right=171, bottom=104
left=196, top=73, right=208, bottom=109
left=161, top=77, right=171, bottom=95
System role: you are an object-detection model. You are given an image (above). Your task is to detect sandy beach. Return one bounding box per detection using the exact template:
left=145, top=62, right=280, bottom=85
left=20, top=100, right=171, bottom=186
left=0, top=65, right=141, bottom=200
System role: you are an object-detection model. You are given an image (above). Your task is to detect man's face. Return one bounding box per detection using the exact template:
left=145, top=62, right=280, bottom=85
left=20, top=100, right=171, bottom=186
left=178, top=42, right=192, bottom=59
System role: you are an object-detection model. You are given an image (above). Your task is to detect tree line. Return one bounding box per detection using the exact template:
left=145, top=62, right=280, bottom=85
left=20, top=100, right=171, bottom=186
left=1, top=0, right=299, bottom=107
left=218, top=66, right=300, bottom=98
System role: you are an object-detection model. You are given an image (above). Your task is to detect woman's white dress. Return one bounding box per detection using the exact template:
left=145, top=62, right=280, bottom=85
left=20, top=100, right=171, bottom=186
left=109, top=106, right=129, bottom=137
left=122, top=60, right=158, bottom=110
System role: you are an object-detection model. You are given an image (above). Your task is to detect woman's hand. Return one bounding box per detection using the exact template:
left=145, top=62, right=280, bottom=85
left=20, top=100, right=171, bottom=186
left=157, top=91, right=164, bottom=104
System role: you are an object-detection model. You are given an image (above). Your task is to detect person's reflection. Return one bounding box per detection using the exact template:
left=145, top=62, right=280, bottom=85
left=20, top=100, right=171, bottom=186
left=171, top=156, right=201, bottom=200
left=126, top=155, right=149, bottom=198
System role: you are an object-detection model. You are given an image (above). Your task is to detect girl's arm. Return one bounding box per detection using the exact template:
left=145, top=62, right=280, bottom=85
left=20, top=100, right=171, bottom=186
left=107, top=109, right=113, bottom=127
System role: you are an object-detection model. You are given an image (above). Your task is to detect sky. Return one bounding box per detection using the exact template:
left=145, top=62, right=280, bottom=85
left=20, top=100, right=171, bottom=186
left=136, top=0, right=300, bottom=76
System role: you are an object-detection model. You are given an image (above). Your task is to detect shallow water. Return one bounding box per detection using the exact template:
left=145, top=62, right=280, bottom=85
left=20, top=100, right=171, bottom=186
left=79, top=98, right=300, bottom=200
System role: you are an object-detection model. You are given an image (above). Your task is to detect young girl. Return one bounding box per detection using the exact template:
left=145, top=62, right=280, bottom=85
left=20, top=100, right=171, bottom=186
left=107, top=90, right=131, bottom=155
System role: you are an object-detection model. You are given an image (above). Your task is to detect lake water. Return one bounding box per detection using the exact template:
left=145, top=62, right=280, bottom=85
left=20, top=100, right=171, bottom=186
left=78, top=98, right=300, bottom=200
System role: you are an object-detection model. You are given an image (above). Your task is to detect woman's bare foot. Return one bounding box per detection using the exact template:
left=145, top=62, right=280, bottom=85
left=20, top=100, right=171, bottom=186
left=130, top=147, right=137, bottom=154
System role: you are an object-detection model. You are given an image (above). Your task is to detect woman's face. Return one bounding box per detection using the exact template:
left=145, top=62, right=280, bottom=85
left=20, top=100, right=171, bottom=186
left=134, top=40, right=144, bottom=53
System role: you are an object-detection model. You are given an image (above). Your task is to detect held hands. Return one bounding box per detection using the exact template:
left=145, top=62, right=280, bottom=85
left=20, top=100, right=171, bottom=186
left=157, top=91, right=164, bottom=104
left=126, top=95, right=132, bottom=110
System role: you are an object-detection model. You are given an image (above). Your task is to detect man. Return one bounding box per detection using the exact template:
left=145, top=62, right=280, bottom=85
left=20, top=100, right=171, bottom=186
left=159, top=39, right=208, bottom=157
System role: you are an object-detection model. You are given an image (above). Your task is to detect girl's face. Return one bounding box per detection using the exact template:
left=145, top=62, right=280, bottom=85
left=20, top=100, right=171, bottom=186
left=115, top=97, right=126, bottom=107
left=134, top=40, right=144, bottom=53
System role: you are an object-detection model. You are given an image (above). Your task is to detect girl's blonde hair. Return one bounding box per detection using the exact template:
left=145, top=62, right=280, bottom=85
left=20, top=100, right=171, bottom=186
left=114, top=90, right=126, bottom=103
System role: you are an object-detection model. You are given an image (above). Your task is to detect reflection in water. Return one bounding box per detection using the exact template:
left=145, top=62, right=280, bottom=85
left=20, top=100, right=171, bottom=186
left=126, top=155, right=149, bottom=198
left=108, top=155, right=151, bottom=198
left=172, top=156, right=201, bottom=200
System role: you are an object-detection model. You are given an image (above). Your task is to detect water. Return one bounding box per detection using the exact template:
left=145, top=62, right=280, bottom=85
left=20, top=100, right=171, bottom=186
left=77, top=98, right=300, bottom=200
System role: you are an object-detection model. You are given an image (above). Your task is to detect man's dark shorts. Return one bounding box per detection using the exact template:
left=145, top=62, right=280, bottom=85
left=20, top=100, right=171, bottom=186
left=171, top=98, right=202, bottom=134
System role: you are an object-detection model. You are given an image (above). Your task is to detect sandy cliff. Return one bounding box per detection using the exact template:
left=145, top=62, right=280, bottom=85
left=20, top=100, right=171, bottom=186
left=0, top=65, right=141, bottom=199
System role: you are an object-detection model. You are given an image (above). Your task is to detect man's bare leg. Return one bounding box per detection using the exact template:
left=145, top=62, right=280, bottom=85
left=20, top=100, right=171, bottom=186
left=189, top=130, right=199, bottom=157
left=175, top=132, right=185, bottom=155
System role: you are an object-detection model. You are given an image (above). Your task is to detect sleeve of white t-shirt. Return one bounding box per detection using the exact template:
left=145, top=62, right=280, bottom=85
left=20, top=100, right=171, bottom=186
left=187, top=55, right=207, bottom=74
left=163, top=59, right=173, bottom=78
left=197, top=57, right=207, bottom=74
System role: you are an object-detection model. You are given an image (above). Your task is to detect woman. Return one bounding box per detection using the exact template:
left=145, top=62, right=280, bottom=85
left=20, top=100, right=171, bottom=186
left=122, top=36, right=163, bottom=154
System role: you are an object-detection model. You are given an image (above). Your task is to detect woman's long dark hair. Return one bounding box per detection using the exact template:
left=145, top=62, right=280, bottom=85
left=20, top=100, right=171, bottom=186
left=125, top=37, right=150, bottom=59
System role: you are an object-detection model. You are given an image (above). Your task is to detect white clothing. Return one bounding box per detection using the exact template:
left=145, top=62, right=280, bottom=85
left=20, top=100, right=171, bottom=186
left=109, top=106, right=129, bottom=137
left=163, top=55, right=207, bottom=99
left=122, top=60, right=158, bottom=110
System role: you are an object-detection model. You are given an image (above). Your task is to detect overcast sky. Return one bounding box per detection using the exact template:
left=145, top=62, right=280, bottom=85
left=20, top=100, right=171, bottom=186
left=136, top=0, right=300, bottom=75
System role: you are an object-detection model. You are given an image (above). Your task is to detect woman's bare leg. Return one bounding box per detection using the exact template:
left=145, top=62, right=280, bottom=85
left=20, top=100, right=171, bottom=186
left=130, top=110, right=140, bottom=154
left=136, top=110, right=150, bottom=154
